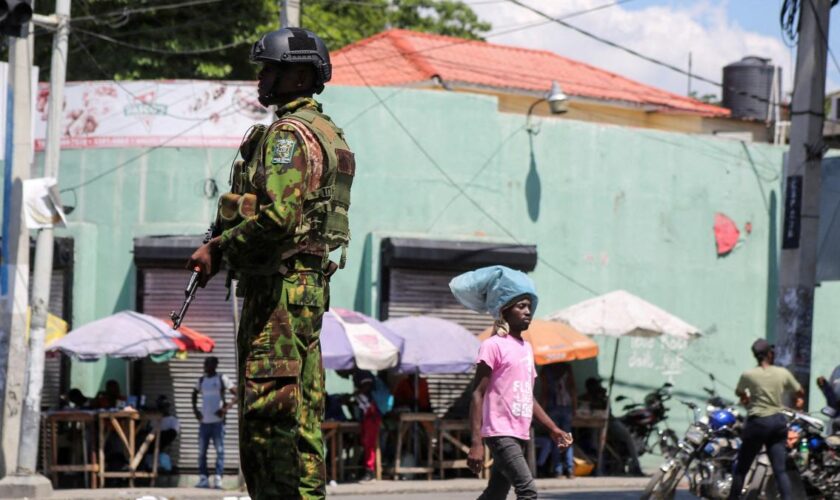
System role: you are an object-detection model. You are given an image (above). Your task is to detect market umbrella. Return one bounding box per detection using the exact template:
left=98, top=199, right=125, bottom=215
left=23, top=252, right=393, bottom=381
left=548, top=290, right=700, bottom=395
left=320, top=308, right=404, bottom=371
left=384, top=316, right=480, bottom=374
left=47, top=310, right=216, bottom=361
left=478, top=319, right=599, bottom=365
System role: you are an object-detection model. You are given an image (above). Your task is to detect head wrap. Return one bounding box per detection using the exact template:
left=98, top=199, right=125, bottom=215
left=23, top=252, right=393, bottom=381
left=449, top=266, right=538, bottom=335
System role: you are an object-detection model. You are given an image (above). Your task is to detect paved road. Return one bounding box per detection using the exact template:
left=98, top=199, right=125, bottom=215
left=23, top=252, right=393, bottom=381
left=337, top=490, right=695, bottom=500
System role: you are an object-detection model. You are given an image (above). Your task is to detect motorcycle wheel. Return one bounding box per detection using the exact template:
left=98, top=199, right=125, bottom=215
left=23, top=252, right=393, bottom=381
left=640, top=464, right=683, bottom=500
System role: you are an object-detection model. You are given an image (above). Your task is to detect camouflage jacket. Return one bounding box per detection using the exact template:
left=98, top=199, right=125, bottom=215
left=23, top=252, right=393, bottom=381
left=219, top=97, right=327, bottom=273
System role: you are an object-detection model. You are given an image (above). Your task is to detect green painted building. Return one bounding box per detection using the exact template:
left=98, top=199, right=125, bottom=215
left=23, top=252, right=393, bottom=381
left=22, top=85, right=840, bottom=472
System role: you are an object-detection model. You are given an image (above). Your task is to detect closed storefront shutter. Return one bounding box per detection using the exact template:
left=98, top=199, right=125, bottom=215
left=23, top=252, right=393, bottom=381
left=138, top=268, right=240, bottom=473
left=384, top=268, right=491, bottom=419
left=42, top=269, right=66, bottom=410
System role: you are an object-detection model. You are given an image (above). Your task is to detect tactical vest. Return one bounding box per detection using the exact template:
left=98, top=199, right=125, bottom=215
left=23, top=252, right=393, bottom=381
left=218, top=104, right=355, bottom=273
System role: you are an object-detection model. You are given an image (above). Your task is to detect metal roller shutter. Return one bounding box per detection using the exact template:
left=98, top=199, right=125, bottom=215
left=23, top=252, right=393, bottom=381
left=42, top=269, right=66, bottom=410
left=138, top=268, right=240, bottom=473
left=384, top=268, right=492, bottom=419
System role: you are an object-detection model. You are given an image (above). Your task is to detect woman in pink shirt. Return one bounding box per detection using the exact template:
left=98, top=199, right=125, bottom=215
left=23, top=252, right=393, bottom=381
left=467, top=295, right=573, bottom=499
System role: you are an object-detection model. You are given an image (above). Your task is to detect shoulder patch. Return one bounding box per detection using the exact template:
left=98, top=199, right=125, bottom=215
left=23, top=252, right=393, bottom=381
left=272, top=138, right=297, bottom=164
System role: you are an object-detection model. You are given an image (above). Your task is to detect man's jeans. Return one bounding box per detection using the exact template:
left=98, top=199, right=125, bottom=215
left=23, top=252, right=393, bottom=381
left=198, top=422, right=225, bottom=477
left=728, top=413, right=791, bottom=500
left=478, top=436, right=537, bottom=500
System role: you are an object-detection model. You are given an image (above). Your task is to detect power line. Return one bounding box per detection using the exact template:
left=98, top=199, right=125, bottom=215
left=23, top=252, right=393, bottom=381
left=70, top=0, right=225, bottom=23
left=73, top=34, right=248, bottom=123
left=503, top=0, right=788, bottom=109
left=804, top=0, right=840, bottom=80
left=339, top=44, right=603, bottom=295
left=73, top=27, right=248, bottom=56
left=59, top=119, right=214, bottom=193
left=330, top=0, right=638, bottom=69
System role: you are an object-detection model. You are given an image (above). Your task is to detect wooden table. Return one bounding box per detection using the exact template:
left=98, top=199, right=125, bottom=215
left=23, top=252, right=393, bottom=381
left=321, top=421, right=381, bottom=482
left=45, top=411, right=100, bottom=488
left=98, top=410, right=161, bottom=487
left=572, top=411, right=609, bottom=474
left=435, top=419, right=491, bottom=479
left=388, top=412, right=436, bottom=480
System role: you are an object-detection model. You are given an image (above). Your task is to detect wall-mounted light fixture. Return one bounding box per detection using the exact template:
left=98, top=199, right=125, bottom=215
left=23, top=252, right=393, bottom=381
left=526, top=80, right=568, bottom=135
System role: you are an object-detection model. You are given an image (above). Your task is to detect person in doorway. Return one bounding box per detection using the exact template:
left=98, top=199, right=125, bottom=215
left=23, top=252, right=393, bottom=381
left=452, top=266, right=573, bottom=500
left=192, top=356, right=236, bottom=489
left=728, top=339, right=805, bottom=500
left=539, top=363, right=577, bottom=478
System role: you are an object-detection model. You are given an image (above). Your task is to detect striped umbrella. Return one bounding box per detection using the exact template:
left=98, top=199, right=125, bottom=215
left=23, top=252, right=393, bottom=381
left=320, top=308, right=404, bottom=371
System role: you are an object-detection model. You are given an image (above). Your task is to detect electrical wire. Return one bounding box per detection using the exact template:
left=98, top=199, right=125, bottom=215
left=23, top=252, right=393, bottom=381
left=70, top=0, right=226, bottom=24
left=74, top=35, right=250, bottom=123
left=330, top=0, right=639, bottom=68
left=73, top=27, right=249, bottom=56
left=503, top=0, right=786, bottom=109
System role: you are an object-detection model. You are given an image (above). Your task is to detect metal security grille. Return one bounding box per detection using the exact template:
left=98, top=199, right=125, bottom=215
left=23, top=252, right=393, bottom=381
left=138, top=268, right=240, bottom=473
left=384, top=268, right=492, bottom=419
left=42, top=269, right=66, bottom=410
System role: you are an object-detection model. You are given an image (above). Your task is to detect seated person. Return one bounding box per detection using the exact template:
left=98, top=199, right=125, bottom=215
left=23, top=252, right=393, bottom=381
left=141, top=395, right=179, bottom=473
left=393, top=373, right=431, bottom=412
left=95, top=379, right=126, bottom=409
left=817, top=365, right=840, bottom=432
left=578, top=377, right=642, bottom=476
left=325, top=392, right=352, bottom=421
left=60, top=388, right=91, bottom=409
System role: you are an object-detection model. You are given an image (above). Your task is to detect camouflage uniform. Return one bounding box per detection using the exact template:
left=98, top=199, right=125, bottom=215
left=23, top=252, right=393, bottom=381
left=219, top=97, right=348, bottom=499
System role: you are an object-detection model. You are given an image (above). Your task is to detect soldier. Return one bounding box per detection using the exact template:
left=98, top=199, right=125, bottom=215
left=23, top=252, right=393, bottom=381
left=188, top=27, right=354, bottom=500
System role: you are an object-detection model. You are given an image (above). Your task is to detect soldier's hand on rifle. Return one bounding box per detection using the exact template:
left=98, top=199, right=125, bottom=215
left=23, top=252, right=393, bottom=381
left=187, top=237, right=223, bottom=286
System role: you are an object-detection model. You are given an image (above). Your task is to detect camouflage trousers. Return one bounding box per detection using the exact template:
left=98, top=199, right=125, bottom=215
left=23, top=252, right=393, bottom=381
left=236, top=255, right=327, bottom=500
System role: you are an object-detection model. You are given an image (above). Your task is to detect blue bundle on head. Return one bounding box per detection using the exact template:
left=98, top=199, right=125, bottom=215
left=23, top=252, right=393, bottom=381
left=448, top=265, right=538, bottom=320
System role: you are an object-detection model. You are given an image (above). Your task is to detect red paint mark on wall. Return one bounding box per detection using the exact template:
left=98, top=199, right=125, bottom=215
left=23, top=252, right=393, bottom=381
left=714, top=213, right=740, bottom=256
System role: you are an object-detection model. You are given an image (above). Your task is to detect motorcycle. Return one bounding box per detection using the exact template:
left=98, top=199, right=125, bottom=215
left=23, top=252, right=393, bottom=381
left=641, top=398, right=741, bottom=500
left=741, top=409, right=825, bottom=500
left=609, top=382, right=679, bottom=462
left=803, top=407, right=840, bottom=498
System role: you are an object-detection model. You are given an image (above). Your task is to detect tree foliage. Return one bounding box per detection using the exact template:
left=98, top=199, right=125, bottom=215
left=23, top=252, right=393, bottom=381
left=303, top=0, right=491, bottom=49
left=33, top=0, right=489, bottom=81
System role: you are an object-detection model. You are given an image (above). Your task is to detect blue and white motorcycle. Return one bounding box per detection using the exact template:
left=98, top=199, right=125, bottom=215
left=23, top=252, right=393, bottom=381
left=641, top=394, right=741, bottom=500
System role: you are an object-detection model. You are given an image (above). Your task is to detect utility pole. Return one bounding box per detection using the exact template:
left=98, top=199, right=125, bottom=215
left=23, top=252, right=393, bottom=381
left=0, top=25, right=33, bottom=482
left=776, top=0, right=831, bottom=407
left=16, top=0, right=69, bottom=481
left=280, top=0, right=300, bottom=28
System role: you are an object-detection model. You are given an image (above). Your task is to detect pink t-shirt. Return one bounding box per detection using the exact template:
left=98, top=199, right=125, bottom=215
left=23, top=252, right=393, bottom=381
left=477, top=334, right=537, bottom=440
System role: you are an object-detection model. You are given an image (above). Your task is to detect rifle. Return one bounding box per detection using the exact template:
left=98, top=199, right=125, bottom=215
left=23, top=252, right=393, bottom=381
left=170, top=223, right=218, bottom=329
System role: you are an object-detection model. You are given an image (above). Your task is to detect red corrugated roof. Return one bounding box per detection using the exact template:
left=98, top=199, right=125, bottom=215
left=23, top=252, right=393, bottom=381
left=332, top=29, right=730, bottom=117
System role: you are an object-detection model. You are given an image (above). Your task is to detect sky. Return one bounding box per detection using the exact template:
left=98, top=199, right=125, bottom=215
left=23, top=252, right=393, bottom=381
left=469, top=0, right=840, bottom=100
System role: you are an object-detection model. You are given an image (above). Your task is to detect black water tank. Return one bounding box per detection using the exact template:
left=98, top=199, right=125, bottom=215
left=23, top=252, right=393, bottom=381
left=722, top=56, right=777, bottom=120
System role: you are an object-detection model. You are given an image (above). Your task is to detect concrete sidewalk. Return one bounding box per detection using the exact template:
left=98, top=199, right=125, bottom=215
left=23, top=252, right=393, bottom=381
left=41, top=477, right=652, bottom=500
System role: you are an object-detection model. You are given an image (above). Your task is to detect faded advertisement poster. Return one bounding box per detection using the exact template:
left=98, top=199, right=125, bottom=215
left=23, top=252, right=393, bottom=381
left=32, top=80, right=273, bottom=150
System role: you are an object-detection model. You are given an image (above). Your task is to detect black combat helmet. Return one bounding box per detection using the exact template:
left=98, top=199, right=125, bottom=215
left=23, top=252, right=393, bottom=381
left=250, top=28, right=331, bottom=94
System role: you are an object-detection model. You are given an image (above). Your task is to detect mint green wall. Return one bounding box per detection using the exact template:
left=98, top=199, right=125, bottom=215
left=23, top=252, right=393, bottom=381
left=39, top=86, right=832, bottom=445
